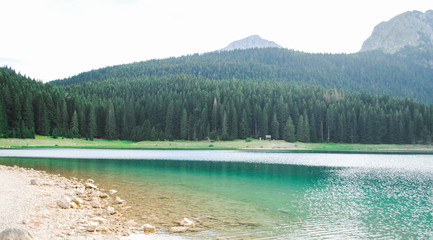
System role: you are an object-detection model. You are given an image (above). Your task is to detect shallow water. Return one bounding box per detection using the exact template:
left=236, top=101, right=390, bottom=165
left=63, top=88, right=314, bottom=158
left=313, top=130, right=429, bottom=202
left=0, top=149, right=432, bottom=239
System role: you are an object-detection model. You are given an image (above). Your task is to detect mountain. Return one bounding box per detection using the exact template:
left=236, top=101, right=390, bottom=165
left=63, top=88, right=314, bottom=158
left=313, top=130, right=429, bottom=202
left=361, top=10, right=433, bottom=53
left=221, top=35, right=282, bottom=51
left=52, top=48, right=433, bottom=104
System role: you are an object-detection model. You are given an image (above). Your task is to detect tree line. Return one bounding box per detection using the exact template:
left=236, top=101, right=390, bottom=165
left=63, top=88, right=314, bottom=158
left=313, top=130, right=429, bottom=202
left=2, top=67, right=432, bottom=144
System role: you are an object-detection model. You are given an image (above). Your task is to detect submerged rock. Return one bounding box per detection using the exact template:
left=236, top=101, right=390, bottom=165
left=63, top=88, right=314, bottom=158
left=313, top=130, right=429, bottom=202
left=238, top=221, right=259, bottom=226
left=126, top=220, right=137, bottom=227
left=180, top=218, right=195, bottom=227
left=170, top=226, right=189, bottom=233
left=0, top=228, right=33, bottom=240
left=100, top=193, right=109, bottom=199
left=115, top=196, right=125, bottom=204
left=84, top=182, right=98, bottom=189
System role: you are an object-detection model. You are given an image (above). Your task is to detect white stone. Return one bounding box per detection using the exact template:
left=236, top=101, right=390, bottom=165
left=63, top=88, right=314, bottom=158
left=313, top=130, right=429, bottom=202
left=86, top=179, right=95, bottom=183
left=87, top=221, right=99, bottom=232
left=115, top=196, right=126, bottom=204
left=180, top=217, right=195, bottom=227
left=126, top=220, right=137, bottom=227
left=142, top=224, right=156, bottom=233
left=90, top=197, right=101, bottom=208
left=107, top=206, right=115, bottom=215
left=71, top=196, right=83, bottom=206
left=109, top=189, right=117, bottom=195
left=30, top=179, right=40, bottom=186
left=170, top=226, right=189, bottom=233
left=92, top=217, right=106, bottom=224
left=90, top=191, right=101, bottom=198
left=84, top=182, right=98, bottom=189
left=57, top=196, right=72, bottom=209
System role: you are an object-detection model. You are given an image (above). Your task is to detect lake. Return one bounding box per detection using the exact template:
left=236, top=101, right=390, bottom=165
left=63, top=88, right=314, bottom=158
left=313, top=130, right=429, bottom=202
left=0, top=149, right=432, bottom=239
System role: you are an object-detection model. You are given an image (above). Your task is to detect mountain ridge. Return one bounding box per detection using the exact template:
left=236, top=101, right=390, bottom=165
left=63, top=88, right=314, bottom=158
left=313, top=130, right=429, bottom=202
left=221, top=35, right=282, bottom=51
left=361, top=10, right=433, bottom=53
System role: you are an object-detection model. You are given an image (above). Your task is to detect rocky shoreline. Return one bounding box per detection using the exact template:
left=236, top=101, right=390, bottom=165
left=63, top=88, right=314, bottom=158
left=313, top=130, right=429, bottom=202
left=0, top=165, right=156, bottom=239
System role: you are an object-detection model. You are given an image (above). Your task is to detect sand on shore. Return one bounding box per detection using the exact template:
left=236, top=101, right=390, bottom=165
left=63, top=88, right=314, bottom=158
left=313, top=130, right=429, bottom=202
left=0, top=165, right=158, bottom=240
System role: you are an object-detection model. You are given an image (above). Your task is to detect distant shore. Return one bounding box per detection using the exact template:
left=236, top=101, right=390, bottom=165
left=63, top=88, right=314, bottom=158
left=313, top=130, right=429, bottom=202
left=0, top=136, right=432, bottom=153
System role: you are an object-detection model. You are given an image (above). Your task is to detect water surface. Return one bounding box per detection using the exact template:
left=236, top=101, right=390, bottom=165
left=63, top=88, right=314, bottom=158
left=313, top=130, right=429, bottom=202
left=0, top=149, right=432, bottom=239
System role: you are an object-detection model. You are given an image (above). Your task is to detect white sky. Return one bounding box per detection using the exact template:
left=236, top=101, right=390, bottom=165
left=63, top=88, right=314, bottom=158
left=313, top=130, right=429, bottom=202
left=0, top=0, right=431, bottom=82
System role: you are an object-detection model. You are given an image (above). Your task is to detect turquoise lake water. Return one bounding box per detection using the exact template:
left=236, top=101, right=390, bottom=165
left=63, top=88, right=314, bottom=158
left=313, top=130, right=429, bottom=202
left=0, top=149, right=432, bottom=239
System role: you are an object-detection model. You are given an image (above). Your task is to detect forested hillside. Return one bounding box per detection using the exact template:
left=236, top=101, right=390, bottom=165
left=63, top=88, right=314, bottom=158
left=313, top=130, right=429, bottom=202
left=52, top=48, right=433, bottom=103
left=0, top=67, right=90, bottom=139
left=3, top=66, right=431, bottom=144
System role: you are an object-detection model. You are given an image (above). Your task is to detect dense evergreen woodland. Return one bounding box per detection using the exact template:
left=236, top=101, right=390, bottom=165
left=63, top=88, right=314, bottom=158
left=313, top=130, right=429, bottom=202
left=53, top=47, right=433, bottom=103
left=2, top=67, right=433, bottom=144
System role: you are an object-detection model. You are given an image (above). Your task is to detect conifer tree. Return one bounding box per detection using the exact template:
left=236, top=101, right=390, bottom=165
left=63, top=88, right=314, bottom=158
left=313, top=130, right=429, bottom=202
left=165, top=101, right=175, bottom=140
left=230, top=107, right=238, bottom=139
left=180, top=108, right=188, bottom=139
left=88, top=105, right=96, bottom=140
left=221, top=110, right=229, bottom=140
left=23, top=95, right=34, bottom=130
left=297, top=115, right=305, bottom=142
left=239, top=109, right=248, bottom=139
left=0, top=99, right=8, bottom=137
left=270, top=112, right=279, bottom=140
left=303, top=113, right=310, bottom=142
left=105, top=101, right=116, bottom=140
left=211, top=97, right=218, bottom=132
left=71, top=110, right=79, bottom=137
left=283, top=116, right=296, bottom=142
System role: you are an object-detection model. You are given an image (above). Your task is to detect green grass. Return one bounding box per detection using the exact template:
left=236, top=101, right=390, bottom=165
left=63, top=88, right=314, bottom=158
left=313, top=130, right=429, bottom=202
left=0, top=135, right=431, bottom=152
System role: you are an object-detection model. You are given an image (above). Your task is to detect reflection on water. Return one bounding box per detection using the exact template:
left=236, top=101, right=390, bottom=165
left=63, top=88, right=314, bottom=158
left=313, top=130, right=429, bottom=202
left=0, top=150, right=432, bottom=239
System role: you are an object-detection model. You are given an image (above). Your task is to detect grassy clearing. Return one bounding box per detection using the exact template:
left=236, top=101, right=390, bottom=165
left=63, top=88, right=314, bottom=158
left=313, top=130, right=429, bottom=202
left=0, top=136, right=431, bottom=152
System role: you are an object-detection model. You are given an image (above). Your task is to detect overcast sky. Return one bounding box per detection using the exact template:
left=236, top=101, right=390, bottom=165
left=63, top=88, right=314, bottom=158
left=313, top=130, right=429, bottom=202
left=1, top=0, right=431, bottom=82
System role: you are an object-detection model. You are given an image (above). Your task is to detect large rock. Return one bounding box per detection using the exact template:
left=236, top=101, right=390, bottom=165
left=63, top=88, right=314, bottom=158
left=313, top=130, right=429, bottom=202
left=90, top=197, right=101, bottom=208
left=361, top=10, right=433, bottom=53
left=57, top=196, right=72, bottom=209
left=0, top=228, right=33, bottom=240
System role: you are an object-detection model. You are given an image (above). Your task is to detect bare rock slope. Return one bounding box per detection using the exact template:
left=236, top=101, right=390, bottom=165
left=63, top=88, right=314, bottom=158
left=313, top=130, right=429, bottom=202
left=221, top=35, right=282, bottom=51
left=361, top=10, right=433, bottom=53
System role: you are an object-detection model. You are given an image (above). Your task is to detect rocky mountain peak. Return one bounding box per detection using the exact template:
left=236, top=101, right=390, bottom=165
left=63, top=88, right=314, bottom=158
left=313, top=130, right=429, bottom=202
left=360, top=10, right=433, bottom=53
left=221, top=35, right=282, bottom=51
